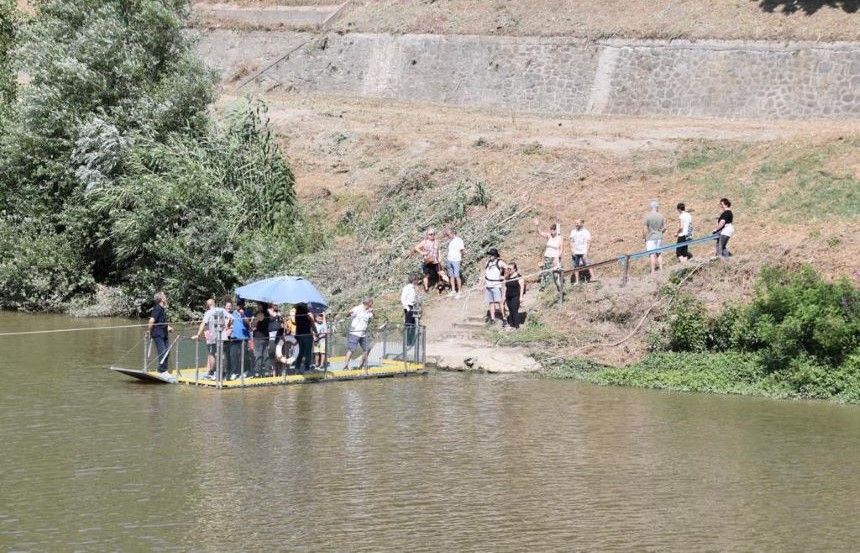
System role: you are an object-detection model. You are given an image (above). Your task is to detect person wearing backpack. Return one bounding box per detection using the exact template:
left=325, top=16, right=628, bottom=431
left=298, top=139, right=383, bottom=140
left=480, top=248, right=508, bottom=326
left=676, top=202, right=694, bottom=261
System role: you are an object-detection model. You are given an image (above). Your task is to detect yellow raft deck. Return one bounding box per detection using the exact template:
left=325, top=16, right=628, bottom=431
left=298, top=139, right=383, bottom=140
left=111, top=357, right=427, bottom=388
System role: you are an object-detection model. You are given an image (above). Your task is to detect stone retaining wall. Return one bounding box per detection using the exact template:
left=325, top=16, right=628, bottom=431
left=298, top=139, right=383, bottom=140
left=197, top=30, right=859, bottom=119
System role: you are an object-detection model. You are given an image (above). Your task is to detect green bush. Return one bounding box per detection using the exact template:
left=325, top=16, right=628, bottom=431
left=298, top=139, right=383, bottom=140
left=663, top=293, right=709, bottom=353
left=741, top=265, right=859, bottom=371
left=635, top=264, right=860, bottom=401
left=0, top=220, right=94, bottom=311
left=89, top=101, right=302, bottom=315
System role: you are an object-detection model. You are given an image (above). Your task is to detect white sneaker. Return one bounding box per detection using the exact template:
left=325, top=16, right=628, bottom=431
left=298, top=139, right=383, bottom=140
left=160, top=371, right=177, bottom=382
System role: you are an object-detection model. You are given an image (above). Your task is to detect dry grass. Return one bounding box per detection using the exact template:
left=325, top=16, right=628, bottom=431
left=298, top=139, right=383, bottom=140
left=215, top=92, right=859, bottom=362
left=202, top=0, right=860, bottom=41
left=196, top=1, right=340, bottom=5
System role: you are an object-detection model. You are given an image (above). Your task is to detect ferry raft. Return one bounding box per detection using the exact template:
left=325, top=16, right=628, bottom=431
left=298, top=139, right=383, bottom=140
left=110, top=275, right=428, bottom=388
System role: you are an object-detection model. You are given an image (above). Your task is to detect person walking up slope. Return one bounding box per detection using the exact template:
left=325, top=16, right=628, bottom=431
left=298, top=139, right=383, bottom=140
left=676, top=203, right=693, bottom=261
left=713, top=198, right=735, bottom=258
left=643, top=201, right=666, bottom=275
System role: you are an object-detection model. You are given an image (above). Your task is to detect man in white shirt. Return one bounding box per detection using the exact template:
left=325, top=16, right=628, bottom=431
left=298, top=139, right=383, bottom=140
left=676, top=202, right=693, bottom=261
left=444, top=227, right=466, bottom=298
left=401, top=274, right=420, bottom=346
left=343, top=298, right=374, bottom=370
left=569, top=219, right=593, bottom=284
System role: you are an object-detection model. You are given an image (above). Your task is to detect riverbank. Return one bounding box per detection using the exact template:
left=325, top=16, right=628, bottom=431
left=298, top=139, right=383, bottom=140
left=541, top=352, right=860, bottom=403
left=510, top=262, right=860, bottom=404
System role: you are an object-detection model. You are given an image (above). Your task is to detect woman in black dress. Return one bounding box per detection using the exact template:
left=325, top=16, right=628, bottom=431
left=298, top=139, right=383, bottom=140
left=504, top=263, right=525, bottom=329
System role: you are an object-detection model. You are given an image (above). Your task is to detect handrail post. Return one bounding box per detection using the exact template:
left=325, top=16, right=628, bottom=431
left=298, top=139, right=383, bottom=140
left=216, top=338, right=223, bottom=389
left=558, top=268, right=564, bottom=305
left=194, top=337, right=200, bottom=384
left=143, top=334, right=150, bottom=372
left=621, top=255, right=631, bottom=287
left=175, top=336, right=181, bottom=376
left=402, top=325, right=407, bottom=371
left=324, top=326, right=331, bottom=374
left=421, top=325, right=426, bottom=366
left=239, top=339, right=246, bottom=387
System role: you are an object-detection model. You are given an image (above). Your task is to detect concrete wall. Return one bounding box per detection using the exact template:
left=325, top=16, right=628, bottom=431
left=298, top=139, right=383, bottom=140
left=197, top=30, right=860, bottom=119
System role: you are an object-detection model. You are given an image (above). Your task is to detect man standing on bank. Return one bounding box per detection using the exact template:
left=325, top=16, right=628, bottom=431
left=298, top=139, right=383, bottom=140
left=643, top=200, right=666, bottom=275
left=569, top=219, right=593, bottom=284
left=445, top=227, right=465, bottom=298
left=148, top=291, right=173, bottom=376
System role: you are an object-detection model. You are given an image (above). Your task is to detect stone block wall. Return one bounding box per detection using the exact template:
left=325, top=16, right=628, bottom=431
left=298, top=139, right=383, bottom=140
left=196, top=30, right=859, bottom=119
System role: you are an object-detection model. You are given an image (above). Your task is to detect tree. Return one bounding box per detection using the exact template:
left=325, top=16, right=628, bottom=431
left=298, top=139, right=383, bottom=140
left=0, top=1, right=305, bottom=314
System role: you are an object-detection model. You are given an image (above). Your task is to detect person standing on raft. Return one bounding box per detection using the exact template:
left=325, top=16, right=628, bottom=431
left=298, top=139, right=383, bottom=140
left=148, top=291, right=173, bottom=376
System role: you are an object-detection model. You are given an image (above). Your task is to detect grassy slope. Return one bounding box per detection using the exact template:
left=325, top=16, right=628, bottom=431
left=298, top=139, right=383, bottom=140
left=251, top=94, right=858, bottom=322
left=202, top=0, right=860, bottom=41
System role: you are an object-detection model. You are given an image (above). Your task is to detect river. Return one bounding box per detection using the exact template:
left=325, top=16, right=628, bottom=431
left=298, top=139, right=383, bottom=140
left=0, top=313, right=858, bottom=551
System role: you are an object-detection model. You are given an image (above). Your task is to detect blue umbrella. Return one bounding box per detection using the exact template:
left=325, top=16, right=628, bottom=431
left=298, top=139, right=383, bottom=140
left=235, top=276, right=327, bottom=309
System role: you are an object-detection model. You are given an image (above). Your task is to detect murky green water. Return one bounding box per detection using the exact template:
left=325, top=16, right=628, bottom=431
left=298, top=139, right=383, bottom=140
left=1, top=312, right=858, bottom=551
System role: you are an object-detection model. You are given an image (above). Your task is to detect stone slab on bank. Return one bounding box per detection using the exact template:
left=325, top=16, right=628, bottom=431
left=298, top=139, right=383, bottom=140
left=196, top=30, right=860, bottom=119
left=426, top=339, right=542, bottom=374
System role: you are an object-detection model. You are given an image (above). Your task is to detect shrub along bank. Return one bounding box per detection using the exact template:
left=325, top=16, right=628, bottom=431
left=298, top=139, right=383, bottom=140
left=544, top=265, right=860, bottom=402
left=0, top=1, right=315, bottom=316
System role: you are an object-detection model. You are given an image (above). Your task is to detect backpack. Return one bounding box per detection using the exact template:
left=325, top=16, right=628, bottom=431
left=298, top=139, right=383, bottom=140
left=485, top=259, right=502, bottom=283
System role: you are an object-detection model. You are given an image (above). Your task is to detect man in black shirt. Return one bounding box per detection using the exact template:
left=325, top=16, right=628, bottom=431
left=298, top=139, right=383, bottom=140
left=148, top=291, right=173, bottom=375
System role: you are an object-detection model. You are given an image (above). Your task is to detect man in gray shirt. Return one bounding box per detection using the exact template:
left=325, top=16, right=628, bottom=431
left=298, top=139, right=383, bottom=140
left=193, top=298, right=233, bottom=379
left=643, top=200, right=666, bottom=275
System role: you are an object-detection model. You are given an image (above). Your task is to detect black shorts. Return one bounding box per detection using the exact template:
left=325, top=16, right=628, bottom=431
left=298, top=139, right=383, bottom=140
left=422, top=262, right=439, bottom=276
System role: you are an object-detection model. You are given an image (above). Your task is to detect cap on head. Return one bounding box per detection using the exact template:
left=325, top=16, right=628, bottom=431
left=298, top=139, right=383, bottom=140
left=486, top=247, right=500, bottom=258
left=650, top=200, right=659, bottom=210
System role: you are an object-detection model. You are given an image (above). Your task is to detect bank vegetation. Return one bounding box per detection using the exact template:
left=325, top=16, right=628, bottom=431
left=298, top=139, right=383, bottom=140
left=544, top=265, right=860, bottom=402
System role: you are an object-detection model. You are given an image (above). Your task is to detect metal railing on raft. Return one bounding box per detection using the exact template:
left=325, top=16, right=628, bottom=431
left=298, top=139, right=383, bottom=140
left=535, top=234, right=720, bottom=304
left=143, top=323, right=427, bottom=387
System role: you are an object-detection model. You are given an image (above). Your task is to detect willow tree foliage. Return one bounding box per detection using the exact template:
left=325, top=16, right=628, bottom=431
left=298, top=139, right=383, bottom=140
left=0, top=0, right=15, bottom=111
left=0, top=1, right=302, bottom=313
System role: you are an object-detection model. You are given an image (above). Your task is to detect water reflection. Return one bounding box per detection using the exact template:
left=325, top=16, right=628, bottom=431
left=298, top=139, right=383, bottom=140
left=0, top=313, right=858, bottom=551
